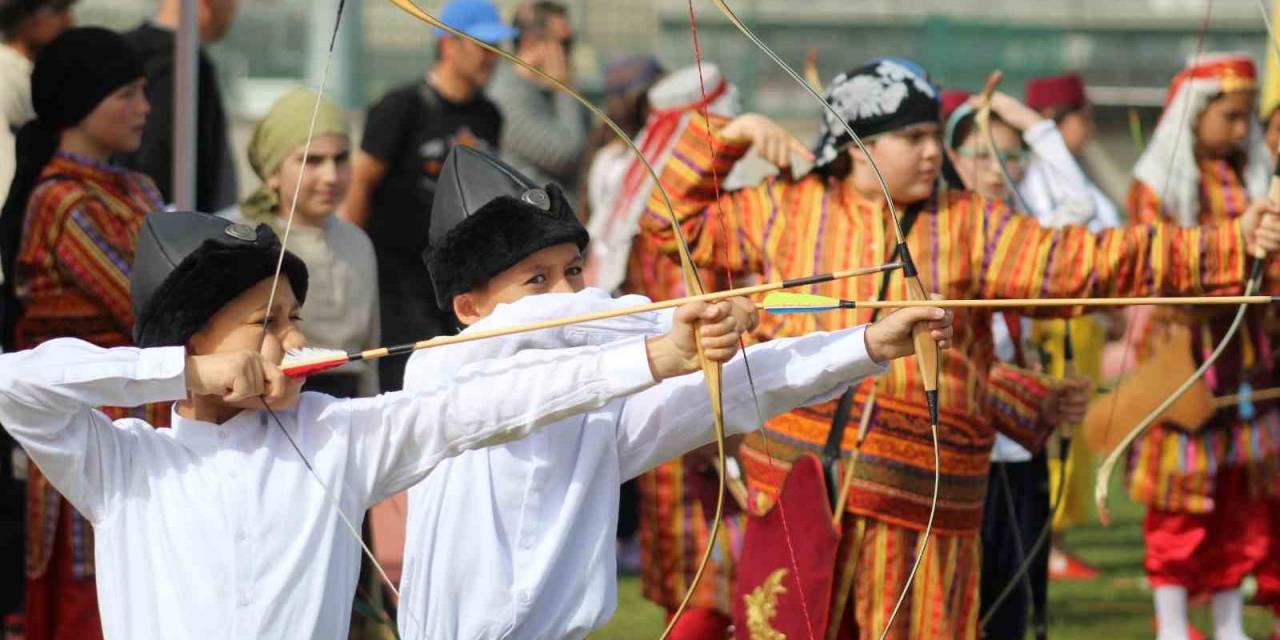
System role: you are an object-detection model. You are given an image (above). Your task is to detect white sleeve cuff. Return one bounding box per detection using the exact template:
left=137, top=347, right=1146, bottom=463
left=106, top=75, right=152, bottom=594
left=134, top=346, right=190, bottom=405
left=840, top=325, right=890, bottom=380
left=1022, top=119, right=1057, bottom=145
left=599, top=335, right=658, bottom=396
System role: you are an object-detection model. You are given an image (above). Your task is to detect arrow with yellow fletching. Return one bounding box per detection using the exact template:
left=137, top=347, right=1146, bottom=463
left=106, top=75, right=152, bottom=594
left=758, top=292, right=1280, bottom=314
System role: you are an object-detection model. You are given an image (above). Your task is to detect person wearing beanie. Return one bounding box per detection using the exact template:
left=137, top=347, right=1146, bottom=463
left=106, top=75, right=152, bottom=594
left=1019, top=73, right=1121, bottom=232
left=639, top=57, right=1280, bottom=638
left=0, top=26, right=156, bottom=640
left=395, top=145, right=952, bottom=640
left=0, top=207, right=749, bottom=639
left=0, top=0, right=77, bottom=210
left=221, top=88, right=380, bottom=401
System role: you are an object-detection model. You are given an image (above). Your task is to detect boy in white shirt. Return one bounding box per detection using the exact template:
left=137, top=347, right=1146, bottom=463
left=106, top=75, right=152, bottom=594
left=0, top=210, right=753, bottom=640
left=397, top=146, right=954, bottom=639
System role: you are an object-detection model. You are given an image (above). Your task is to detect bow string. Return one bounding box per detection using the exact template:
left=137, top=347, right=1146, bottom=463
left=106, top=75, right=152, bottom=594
left=250, top=0, right=417, bottom=630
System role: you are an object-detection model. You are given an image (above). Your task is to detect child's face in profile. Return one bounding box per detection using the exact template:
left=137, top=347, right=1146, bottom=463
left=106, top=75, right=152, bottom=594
left=453, top=243, right=586, bottom=325
left=1195, top=89, right=1257, bottom=160
left=188, top=277, right=308, bottom=412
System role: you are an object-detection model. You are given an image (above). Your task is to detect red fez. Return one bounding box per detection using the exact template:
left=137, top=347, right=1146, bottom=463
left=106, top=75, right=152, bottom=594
left=1025, top=73, right=1087, bottom=111
left=940, top=90, right=971, bottom=121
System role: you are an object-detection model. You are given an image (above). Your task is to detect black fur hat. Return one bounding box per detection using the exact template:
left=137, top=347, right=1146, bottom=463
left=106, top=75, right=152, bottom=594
left=131, top=212, right=309, bottom=348
left=425, top=146, right=588, bottom=310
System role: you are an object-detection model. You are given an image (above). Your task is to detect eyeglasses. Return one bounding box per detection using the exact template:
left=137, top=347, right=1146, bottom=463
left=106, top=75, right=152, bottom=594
left=953, top=146, right=1027, bottom=164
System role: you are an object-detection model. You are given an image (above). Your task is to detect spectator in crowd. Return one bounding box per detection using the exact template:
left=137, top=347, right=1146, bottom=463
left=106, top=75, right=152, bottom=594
left=222, top=88, right=379, bottom=400
left=119, top=0, right=239, bottom=211
left=342, top=0, right=511, bottom=393
left=0, top=0, right=75, bottom=208
left=579, top=54, right=663, bottom=225
left=490, top=1, right=585, bottom=198
left=3, top=27, right=166, bottom=640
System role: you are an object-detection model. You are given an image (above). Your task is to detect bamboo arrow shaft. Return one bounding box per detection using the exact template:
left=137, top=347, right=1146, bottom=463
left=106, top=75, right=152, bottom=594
left=287, top=262, right=902, bottom=371
left=761, top=295, right=1276, bottom=311
left=1214, top=387, right=1280, bottom=407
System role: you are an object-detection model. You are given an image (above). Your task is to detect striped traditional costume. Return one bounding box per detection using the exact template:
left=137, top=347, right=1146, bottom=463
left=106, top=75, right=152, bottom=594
left=1120, top=56, right=1280, bottom=608
left=641, top=59, right=1255, bottom=639
left=14, top=151, right=169, bottom=640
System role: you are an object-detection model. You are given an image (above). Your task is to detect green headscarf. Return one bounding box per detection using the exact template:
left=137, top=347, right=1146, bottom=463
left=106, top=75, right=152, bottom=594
left=240, top=87, right=349, bottom=223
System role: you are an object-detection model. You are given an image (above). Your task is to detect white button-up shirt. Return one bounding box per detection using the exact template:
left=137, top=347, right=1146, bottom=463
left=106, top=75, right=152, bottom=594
left=0, top=336, right=657, bottom=639
left=1019, top=119, right=1122, bottom=233
left=397, top=289, right=887, bottom=640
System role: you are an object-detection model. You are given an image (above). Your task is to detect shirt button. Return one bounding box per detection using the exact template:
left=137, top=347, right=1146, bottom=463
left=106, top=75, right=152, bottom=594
left=236, top=529, right=247, bottom=542
left=238, top=594, right=251, bottom=607
left=518, top=590, right=532, bottom=605
left=218, top=430, right=230, bottom=440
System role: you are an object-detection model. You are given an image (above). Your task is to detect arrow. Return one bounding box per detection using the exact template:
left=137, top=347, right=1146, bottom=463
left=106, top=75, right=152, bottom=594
left=281, top=263, right=901, bottom=378
left=758, top=292, right=1279, bottom=314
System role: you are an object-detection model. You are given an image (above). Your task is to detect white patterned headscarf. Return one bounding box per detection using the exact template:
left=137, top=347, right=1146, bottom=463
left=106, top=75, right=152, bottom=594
left=813, top=57, right=940, bottom=168
left=1132, top=53, right=1271, bottom=227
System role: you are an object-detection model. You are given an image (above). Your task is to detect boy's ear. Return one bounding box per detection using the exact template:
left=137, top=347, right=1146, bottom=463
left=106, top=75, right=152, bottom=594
left=452, top=292, right=484, bottom=327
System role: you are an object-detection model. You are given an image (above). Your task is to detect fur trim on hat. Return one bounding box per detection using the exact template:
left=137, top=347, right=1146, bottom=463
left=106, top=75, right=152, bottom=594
left=134, top=242, right=309, bottom=348
left=425, top=184, right=588, bottom=310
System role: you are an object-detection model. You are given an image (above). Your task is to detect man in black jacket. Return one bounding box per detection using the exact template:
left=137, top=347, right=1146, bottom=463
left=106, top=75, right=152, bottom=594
left=120, top=0, right=238, bottom=212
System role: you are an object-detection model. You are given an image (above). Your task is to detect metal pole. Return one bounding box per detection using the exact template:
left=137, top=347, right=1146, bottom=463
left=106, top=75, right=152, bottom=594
left=172, top=0, right=198, bottom=209
left=308, top=0, right=363, bottom=109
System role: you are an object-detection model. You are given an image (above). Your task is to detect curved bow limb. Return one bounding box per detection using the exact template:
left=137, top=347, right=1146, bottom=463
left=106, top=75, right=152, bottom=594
left=707, top=3, right=941, bottom=638
left=377, top=3, right=731, bottom=638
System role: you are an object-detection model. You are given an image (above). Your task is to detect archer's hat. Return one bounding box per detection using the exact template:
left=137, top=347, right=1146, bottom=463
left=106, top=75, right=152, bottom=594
left=1024, top=73, right=1087, bottom=112
left=425, top=146, right=588, bottom=310
left=131, top=211, right=308, bottom=348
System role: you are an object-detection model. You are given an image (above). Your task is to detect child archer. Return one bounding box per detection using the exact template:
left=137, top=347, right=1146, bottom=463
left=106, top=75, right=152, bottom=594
left=0, top=210, right=755, bottom=639
left=640, top=57, right=1280, bottom=639
left=394, top=145, right=954, bottom=639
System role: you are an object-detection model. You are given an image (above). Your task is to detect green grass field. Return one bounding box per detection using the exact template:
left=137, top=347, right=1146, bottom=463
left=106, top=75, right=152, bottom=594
left=593, top=479, right=1277, bottom=638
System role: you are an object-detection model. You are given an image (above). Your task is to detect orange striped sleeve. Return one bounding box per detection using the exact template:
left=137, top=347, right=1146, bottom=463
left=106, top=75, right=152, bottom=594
left=50, top=196, right=136, bottom=331
left=973, top=193, right=1245, bottom=305
left=640, top=114, right=775, bottom=275
left=986, top=362, right=1053, bottom=453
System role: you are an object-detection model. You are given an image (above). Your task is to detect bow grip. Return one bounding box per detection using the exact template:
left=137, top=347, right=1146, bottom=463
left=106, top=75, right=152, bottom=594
left=904, top=277, right=940, bottom=397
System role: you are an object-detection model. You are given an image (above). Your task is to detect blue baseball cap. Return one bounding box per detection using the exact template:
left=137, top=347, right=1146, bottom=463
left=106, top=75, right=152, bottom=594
left=435, top=0, right=518, bottom=44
